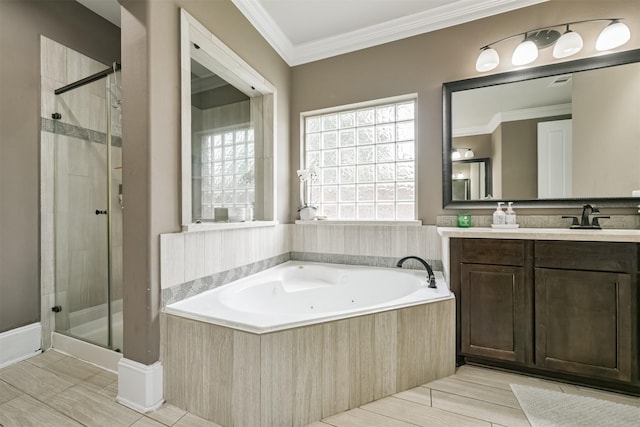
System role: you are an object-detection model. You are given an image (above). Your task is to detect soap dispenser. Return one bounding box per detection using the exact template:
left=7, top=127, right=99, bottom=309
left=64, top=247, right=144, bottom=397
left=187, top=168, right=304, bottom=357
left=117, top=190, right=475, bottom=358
left=505, top=202, right=517, bottom=225
left=493, top=202, right=505, bottom=225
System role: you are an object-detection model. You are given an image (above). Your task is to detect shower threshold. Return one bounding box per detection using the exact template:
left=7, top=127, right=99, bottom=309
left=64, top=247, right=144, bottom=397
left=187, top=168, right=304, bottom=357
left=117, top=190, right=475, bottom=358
left=52, top=332, right=122, bottom=373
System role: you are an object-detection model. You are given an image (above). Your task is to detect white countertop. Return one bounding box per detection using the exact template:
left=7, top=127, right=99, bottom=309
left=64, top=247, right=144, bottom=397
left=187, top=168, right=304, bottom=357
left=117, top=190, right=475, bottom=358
left=437, top=227, right=640, bottom=243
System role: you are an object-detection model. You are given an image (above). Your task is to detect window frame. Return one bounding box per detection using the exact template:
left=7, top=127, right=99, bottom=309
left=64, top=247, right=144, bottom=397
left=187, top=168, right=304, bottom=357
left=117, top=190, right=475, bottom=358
left=300, top=94, right=419, bottom=222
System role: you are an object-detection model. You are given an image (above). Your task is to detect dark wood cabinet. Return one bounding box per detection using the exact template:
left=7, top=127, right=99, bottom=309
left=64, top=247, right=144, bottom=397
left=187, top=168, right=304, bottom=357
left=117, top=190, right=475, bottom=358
left=460, top=263, right=531, bottom=364
left=451, top=237, right=639, bottom=393
left=453, top=238, right=533, bottom=365
left=535, top=268, right=632, bottom=382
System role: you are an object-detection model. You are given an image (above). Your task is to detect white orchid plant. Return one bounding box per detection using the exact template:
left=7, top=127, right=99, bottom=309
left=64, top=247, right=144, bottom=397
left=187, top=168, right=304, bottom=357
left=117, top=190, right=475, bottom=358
left=297, top=166, right=318, bottom=210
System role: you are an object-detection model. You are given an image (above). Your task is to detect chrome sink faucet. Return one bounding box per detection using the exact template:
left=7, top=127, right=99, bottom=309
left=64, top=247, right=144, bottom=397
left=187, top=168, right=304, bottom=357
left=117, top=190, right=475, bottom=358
left=396, top=256, right=437, bottom=288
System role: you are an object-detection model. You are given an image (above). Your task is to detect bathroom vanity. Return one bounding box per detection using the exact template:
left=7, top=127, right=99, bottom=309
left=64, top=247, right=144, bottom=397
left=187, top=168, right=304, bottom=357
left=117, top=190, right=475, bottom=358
left=438, top=228, right=640, bottom=395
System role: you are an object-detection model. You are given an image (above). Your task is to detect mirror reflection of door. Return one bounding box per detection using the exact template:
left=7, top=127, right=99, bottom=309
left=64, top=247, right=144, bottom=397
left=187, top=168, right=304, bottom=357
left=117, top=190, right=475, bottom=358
left=537, top=119, right=572, bottom=198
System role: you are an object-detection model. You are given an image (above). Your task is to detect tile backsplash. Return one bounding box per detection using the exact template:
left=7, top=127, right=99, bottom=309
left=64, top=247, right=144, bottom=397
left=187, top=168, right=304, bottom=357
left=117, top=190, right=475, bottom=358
left=437, top=214, right=640, bottom=229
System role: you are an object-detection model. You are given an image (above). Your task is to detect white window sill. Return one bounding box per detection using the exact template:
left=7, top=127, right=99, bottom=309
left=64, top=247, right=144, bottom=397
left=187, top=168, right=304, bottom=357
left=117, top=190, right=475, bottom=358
left=182, top=220, right=279, bottom=232
left=295, top=220, right=422, bottom=226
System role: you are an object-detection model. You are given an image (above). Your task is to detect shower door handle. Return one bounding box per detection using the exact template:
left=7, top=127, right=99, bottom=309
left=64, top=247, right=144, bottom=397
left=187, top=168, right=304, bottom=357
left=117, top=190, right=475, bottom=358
left=95, top=210, right=108, bottom=215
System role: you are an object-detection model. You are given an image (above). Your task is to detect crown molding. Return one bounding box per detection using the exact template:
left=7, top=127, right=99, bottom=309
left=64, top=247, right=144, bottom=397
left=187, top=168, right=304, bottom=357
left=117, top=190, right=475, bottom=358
left=233, top=0, right=548, bottom=66
left=231, top=0, right=295, bottom=64
left=453, top=103, right=572, bottom=137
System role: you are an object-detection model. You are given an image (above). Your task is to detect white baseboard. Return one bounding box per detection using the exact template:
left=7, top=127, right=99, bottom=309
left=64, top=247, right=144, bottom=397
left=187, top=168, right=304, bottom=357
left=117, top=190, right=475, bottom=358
left=52, top=332, right=122, bottom=373
left=0, top=323, right=42, bottom=369
left=117, top=358, right=164, bottom=413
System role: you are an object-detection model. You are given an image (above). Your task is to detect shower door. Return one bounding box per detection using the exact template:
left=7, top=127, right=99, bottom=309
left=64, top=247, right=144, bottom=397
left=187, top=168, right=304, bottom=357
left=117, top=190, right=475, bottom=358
left=53, top=67, right=122, bottom=351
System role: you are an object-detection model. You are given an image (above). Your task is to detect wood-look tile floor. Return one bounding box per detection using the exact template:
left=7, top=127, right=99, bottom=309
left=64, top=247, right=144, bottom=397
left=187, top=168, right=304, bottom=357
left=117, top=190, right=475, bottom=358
left=1, top=350, right=638, bottom=427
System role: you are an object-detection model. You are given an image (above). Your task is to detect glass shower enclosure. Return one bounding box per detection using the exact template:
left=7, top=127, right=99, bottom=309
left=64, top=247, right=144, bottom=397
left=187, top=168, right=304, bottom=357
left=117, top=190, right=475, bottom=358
left=52, top=64, right=123, bottom=351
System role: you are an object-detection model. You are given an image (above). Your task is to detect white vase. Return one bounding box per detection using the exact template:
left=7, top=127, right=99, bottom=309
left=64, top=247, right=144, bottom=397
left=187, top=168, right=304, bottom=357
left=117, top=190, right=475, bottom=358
left=299, top=206, right=317, bottom=221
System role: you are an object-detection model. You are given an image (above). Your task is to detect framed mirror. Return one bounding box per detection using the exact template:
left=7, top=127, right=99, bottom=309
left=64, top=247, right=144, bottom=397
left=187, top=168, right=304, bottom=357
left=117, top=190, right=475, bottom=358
left=443, top=48, right=640, bottom=209
left=181, top=9, right=277, bottom=229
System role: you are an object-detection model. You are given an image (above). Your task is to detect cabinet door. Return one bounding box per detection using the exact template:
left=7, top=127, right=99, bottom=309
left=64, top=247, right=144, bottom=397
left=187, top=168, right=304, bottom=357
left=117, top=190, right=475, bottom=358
left=460, top=263, right=531, bottom=364
left=535, top=268, right=632, bottom=382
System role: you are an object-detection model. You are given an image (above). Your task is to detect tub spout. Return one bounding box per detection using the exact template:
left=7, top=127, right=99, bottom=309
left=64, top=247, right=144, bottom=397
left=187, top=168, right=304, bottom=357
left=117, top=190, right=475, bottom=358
left=396, top=256, right=437, bottom=288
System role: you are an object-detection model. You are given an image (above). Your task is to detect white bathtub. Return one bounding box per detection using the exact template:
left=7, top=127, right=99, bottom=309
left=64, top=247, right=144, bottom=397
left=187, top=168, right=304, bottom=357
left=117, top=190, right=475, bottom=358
left=164, top=260, right=453, bottom=333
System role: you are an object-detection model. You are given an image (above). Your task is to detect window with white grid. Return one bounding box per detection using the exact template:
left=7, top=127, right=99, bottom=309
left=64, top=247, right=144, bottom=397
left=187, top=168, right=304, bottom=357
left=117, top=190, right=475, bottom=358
left=200, top=126, right=255, bottom=219
left=303, top=98, right=416, bottom=220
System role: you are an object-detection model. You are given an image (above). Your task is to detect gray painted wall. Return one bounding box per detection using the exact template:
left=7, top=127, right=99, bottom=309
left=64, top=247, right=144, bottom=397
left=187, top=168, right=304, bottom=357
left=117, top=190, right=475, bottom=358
left=573, top=62, right=640, bottom=197
left=289, top=0, right=640, bottom=222
left=500, top=115, right=571, bottom=200
left=119, top=0, right=292, bottom=364
left=0, top=0, right=120, bottom=333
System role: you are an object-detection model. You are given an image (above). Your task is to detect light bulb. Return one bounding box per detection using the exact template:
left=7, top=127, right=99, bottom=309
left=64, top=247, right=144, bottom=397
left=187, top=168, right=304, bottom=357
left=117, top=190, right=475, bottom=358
left=553, top=29, right=583, bottom=58
left=512, top=40, right=538, bottom=66
left=464, top=149, right=475, bottom=158
left=596, top=20, right=631, bottom=51
left=476, top=47, right=500, bottom=72
left=452, top=150, right=461, bottom=160
left=456, top=172, right=464, bottom=179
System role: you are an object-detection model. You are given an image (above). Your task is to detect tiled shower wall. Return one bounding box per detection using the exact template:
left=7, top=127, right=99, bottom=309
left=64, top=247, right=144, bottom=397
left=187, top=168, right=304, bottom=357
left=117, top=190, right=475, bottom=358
left=40, top=36, right=122, bottom=348
left=160, top=223, right=442, bottom=305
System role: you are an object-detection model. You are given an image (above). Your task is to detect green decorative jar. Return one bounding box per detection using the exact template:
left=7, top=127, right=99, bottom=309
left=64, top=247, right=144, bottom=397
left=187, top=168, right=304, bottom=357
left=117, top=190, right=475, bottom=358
left=457, top=214, right=472, bottom=228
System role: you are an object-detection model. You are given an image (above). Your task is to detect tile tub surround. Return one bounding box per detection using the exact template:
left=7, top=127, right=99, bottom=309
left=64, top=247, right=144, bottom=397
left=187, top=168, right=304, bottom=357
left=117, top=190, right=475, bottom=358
left=291, top=251, right=443, bottom=273
left=292, top=223, right=441, bottom=262
left=162, top=253, right=291, bottom=305
left=160, top=224, right=292, bottom=291
left=162, top=297, right=455, bottom=427
left=162, top=252, right=443, bottom=306
left=161, top=223, right=444, bottom=305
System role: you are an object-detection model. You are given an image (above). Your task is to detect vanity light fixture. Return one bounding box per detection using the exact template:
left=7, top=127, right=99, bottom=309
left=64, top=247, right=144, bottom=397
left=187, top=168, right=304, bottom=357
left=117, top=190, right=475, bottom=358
left=553, top=25, right=584, bottom=59
left=475, top=47, right=500, bottom=72
left=596, top=19, right=632, bottom=51
left=452, top=148, right=474, bottom=160
left=475, top=18, right=631, bottom=72
left=512, top=37, right=539, bottom=66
